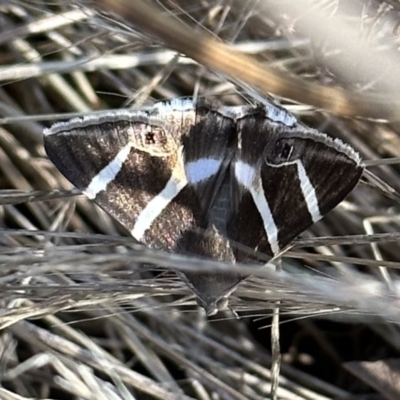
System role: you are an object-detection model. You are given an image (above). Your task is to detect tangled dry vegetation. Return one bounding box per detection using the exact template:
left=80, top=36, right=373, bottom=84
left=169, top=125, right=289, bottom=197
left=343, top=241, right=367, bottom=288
left=0, top=0, right=400, bottom=399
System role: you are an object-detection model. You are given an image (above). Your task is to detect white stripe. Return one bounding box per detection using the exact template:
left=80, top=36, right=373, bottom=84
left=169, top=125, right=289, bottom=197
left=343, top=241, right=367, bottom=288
left=83, top=144, right=132, bottom=199
left=234, top=161, right=280, bottom=255
left=234, top=160, right=257, bottom=188
left=131, top=149, right=187, bottom=240
left=249, top=181, right=280, bottom=255
left=266, top=159, right=322, bottom=223
left=296, top=161, right=321, bottom=223
left=185, top=158, right=222, bottom=184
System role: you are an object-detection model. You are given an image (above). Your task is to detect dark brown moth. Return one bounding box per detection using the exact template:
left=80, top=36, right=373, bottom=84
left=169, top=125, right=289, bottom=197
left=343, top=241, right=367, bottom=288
left=44, top=98, right=363, bottom=315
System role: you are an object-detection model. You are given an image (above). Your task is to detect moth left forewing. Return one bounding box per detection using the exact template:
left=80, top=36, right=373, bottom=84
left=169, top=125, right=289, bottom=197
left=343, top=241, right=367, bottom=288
left=288, top=128, right=363, bottom=215
left=274, top=132, right=362, bottom=253
left=235, top=106, right=363, bottom=257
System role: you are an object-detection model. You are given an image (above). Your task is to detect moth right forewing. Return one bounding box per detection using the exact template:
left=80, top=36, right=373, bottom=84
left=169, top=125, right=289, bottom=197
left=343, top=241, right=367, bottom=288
left=44, top=107, right=198, bottom=252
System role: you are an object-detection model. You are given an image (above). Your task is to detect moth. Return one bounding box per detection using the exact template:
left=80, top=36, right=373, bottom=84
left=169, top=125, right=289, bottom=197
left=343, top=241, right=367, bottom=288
left=43, top=98, right=363, bottom=315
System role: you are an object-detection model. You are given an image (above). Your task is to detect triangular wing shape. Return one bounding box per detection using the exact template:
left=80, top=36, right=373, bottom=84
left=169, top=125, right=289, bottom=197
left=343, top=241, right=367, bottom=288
left=234, top=104, right=363, bottom=257
left=44, top=102, right=198, bottom=250
left=44, top=98, right=364, bottom=315
left=44, top=99, right=240, bottom=315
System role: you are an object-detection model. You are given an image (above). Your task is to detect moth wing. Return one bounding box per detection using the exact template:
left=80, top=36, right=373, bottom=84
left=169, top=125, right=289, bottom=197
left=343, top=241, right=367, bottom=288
left=44, top=108, right=198, bottom=251
left=234, top=106, right=363, bottom=257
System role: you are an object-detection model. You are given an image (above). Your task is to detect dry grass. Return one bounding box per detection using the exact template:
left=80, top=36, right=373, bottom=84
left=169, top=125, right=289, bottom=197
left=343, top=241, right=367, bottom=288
left=0, top=0, right=400, bottom=399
